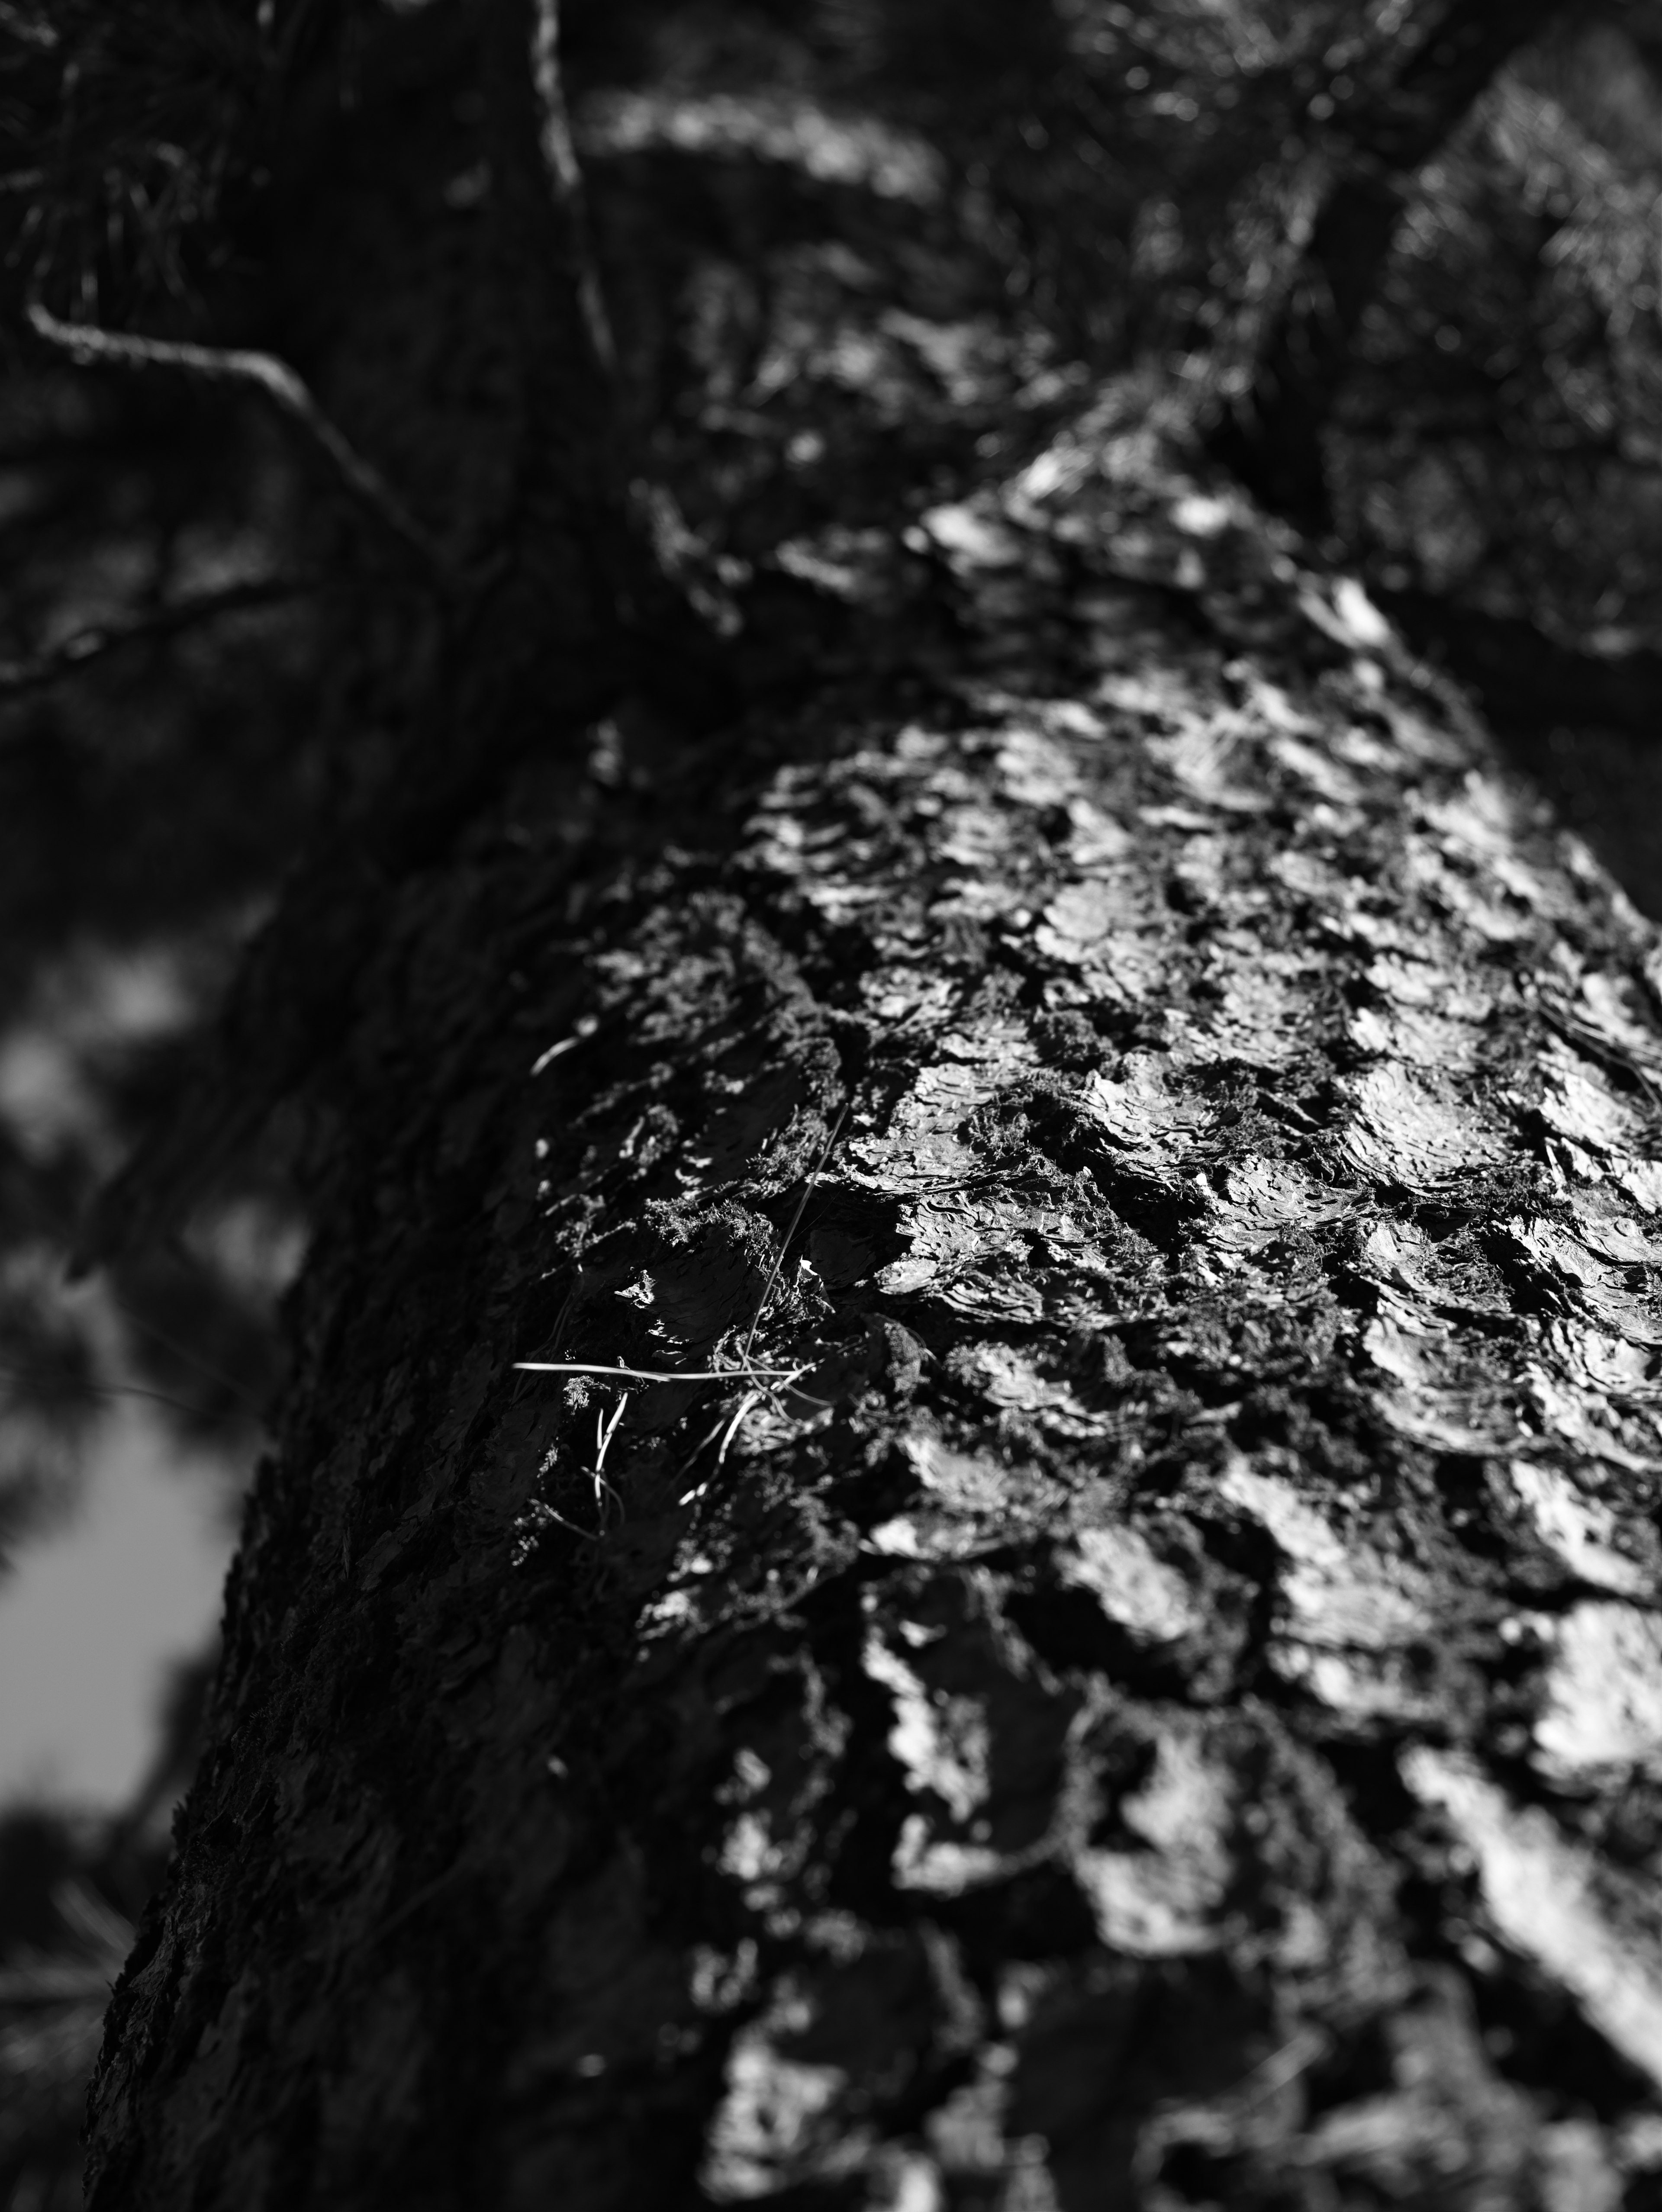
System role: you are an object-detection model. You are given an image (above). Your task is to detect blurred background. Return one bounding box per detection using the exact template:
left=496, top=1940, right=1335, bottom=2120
left=0, top=364, right=315, bottom=2196
left=4, top=0, right=1662, bottom=2200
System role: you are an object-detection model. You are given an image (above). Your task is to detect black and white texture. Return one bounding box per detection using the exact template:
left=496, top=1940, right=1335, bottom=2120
left=87, top=396, right=1662, bottom=2208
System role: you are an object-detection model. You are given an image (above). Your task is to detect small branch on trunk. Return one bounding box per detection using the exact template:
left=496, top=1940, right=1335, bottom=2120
left=526, top=0, right=616, bottom=378
left=480, top=0, right=635, bottom=629
left=1216, top=0, right=1569, bottom=521
left=476, top=0, right=734, bottom=724
left=25, top=302, right=454, bottom=584
left=0, top=574, right=320, bottom=706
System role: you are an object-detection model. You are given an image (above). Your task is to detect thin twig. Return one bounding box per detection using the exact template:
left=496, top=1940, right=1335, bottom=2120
left=536, top=1503, right=598, bottom=1542
left=715, top=1387, right=764, bottom=1468
left=591, top=1389, right=628, bottom=1522
left=531, top=1013, right=598, bottom=1076
left=0, top=575, right=320, bottom=704
left=26, top=302, right=452, bottom=582
left=0, top=1363, right=221, bottom=1424
left=110, top=1289, right=263, bottom=1413
left=743, top=1102, right=850, bottom=1366
left=514, top=1360, right=810, bottom=1385
left=528, top=0, right=615, bottom=372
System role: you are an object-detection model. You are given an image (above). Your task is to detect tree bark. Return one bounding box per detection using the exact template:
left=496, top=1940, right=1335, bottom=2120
left=83, top=386, right=1662, bottom=2206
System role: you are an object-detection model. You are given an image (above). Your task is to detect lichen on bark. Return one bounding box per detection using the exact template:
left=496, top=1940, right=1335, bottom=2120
left=88, top=395, right=1662, bottom=2208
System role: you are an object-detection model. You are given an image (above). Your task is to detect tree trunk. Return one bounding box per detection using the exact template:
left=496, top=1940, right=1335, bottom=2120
left=83, top=380, right=1662, bottom=2205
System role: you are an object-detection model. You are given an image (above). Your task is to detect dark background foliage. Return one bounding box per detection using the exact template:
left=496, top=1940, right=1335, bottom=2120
left=2, top=1, right=1661, bottom=2200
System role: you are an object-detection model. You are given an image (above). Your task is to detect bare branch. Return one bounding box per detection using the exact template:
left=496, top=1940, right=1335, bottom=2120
left=483, top=0, right=629, bottom=589
left=0, top=574, right=320, bottom=707
left=1216, top=0, right=1570, bottom=518
left=528, top=0, right=615, bottom=374
left=25, top=301, right=453, bottom=583
left=474, top=0, right=734, bottom=721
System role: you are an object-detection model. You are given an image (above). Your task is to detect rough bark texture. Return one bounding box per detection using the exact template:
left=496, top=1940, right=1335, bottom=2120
left=78, top=386, right=1662, bottom=2207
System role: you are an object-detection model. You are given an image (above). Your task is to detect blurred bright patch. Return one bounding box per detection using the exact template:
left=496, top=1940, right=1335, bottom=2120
left=0, top=1402, right=232, bottom=1808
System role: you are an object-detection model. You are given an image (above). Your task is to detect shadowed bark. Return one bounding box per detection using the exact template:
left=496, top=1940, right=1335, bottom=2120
left=83, top=392, right=1662, bottom=2205
left=1216, top=0, right=1566, bottom=523
left=71, top=0, right=734, bottom=1277
left=1382, top=583, right=1662, bottom=737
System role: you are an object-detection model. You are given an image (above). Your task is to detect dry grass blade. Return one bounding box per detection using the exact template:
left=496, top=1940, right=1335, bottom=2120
left=742, top=1102, right=850, bottom=1366
left=514, top=1360, right=812, bottom=1385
